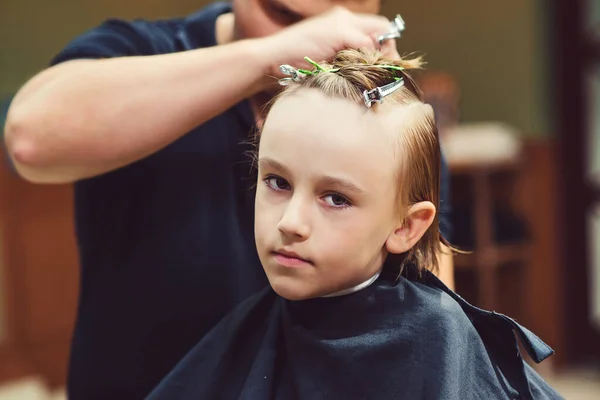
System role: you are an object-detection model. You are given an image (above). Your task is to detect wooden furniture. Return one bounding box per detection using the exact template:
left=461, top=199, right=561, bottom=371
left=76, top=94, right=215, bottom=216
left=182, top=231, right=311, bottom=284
left=0, top=149, right=79, bottom=388
left=448, top=141, right=564, bottom=365
left=449, top=158, right=531, bottom=312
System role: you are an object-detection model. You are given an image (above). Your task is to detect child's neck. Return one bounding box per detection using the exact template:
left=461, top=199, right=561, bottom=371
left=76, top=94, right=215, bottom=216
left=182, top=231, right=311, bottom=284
left=321, top=270, right=382, bottom=298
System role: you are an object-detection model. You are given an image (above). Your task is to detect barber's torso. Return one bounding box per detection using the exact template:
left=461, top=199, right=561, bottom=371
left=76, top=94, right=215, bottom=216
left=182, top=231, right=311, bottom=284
left=54, top=3, right=269, bottom=399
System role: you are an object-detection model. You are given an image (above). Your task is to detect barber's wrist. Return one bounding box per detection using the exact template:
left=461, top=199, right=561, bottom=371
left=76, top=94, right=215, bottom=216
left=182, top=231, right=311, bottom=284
left=218, top=37, right=273, bottom=95
left=249, top=36, right=291, bottom=89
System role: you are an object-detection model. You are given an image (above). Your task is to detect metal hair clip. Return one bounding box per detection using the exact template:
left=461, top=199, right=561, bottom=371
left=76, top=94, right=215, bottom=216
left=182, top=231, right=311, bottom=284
left=278, top=64, right=304, bottom=86
left=278, top=57, right=340, bottom=86
left=363, top=78, right=405, bottom=107
left=377, top=14, right=405, bottom=45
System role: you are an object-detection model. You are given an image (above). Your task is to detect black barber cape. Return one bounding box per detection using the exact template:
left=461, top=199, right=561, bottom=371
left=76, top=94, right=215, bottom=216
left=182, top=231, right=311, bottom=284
left=147, top=266, right=562, bottom=400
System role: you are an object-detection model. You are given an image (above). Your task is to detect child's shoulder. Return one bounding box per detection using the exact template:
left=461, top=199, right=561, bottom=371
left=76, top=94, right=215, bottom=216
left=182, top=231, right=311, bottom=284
left=399, top=270, right=554, bottom=360
left=397, top=274, right=476, bottom=335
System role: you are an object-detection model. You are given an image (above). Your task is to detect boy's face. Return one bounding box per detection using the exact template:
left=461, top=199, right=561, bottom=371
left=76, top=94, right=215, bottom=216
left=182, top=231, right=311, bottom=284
left=255, top=88, right=403, bottom=300
left=233, top=0, right=381, bottom=39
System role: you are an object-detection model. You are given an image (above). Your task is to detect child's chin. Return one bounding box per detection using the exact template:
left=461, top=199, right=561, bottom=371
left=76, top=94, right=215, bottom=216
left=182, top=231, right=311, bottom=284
left=270, top=280, right=316, bottom=301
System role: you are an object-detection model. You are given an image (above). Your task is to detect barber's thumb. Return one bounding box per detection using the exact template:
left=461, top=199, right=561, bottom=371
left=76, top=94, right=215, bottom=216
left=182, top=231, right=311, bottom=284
left=379, top=38, right=400, bottom=60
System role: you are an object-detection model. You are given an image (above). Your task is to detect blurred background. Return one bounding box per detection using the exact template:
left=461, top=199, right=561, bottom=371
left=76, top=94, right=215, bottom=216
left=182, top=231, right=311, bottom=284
left=1, top=0, right=600, bottom=398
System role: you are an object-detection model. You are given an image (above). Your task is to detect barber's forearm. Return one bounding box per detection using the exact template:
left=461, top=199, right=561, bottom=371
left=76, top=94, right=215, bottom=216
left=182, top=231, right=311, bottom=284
left=4, top=38, right=271, bottom=183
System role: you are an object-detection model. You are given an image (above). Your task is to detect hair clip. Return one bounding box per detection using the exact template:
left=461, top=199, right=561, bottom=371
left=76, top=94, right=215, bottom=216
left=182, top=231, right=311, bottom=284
left=278, top=64, right=304, bottom=86
left=378, top=65, right=405, bottom=71
left=278, top=57, right=340, bottom=86
left=363, top=77, right=405, bottom=107
left=377, top=14, right=405, bottom=45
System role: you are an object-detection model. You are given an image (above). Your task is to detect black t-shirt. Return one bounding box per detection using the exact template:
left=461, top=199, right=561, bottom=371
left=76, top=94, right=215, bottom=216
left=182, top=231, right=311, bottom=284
left=50, top=2, right=453, bottom=399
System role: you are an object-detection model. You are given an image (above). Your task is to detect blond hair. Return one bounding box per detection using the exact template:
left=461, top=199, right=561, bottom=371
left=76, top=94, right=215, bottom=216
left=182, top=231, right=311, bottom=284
left=257, top=49, right=449, bottom=276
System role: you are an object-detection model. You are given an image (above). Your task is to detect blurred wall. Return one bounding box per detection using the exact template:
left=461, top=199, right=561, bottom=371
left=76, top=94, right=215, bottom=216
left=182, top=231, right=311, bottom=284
left=383, top=0, right=551, bottom=136
left=0, top=0, right=212, bottom=96
left=1, top=0, right=550, bottom=134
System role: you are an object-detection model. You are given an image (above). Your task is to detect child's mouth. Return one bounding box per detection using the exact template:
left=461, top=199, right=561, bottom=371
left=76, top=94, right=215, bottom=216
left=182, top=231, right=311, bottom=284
left=272, top=251, right=311, bottom=268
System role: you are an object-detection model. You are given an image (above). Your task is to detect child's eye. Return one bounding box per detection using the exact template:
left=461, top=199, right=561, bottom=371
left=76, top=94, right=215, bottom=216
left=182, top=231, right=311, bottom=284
left=323, top=193, right=352, bottom=208
left=264, top=175, right=291, bottom=191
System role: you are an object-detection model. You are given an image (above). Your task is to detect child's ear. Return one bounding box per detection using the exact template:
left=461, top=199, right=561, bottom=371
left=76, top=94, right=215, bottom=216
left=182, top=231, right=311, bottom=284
left=386, top=201, right=436, bottom=254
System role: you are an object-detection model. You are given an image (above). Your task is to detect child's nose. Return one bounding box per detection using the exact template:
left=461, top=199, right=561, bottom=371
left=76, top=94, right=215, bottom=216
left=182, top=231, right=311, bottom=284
left=277, top=196, right=311, bottom=239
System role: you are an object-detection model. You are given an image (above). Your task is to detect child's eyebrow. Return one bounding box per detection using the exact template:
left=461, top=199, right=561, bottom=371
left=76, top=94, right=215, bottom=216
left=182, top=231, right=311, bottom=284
left=258, top=157, right=365, bottom=195
left=257, top=157, right=289, bottom=173
left=317, top=176, right=365, bottom=195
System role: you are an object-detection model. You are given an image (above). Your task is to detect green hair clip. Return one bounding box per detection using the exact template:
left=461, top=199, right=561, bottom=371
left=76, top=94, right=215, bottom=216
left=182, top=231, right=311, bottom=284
left=299, top=56, right=340, bottom=74
left=278, top=59, right=405, bottom=89
left=278, top=56, right=340, bottom=85
left=378, top=65, right=405, bottom=71
left=299, top=58, right=403, bottom=75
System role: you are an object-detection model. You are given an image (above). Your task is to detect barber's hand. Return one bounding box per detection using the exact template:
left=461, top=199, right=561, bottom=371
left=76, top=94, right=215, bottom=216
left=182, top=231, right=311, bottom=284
left=261, top=7, right=391, bottom=84
left=379, top=38, right=402, bottom=61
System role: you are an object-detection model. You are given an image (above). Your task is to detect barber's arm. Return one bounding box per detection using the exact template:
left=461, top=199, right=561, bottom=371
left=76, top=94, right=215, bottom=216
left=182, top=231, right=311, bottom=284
left=5, top=41, right=269, bottom=184
left=5, top=8, right=390, bottom=184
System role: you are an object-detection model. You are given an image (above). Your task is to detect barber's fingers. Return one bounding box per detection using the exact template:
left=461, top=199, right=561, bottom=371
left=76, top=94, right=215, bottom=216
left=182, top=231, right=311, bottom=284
left=351, top=12, right=393, bottom=36
left=379, top=37, right=401, bottom=60
left=345, top=29, right=381, bottom=51
left=326, top=7, right=390, bottom=36
left=345, top=11, right=401, bottom=55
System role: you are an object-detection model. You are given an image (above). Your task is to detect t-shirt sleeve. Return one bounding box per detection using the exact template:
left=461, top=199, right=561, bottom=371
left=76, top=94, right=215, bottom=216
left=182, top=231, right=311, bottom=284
left=50, top=18, right=180, bottom=66
left=438, top=150, right=453, bottom=241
